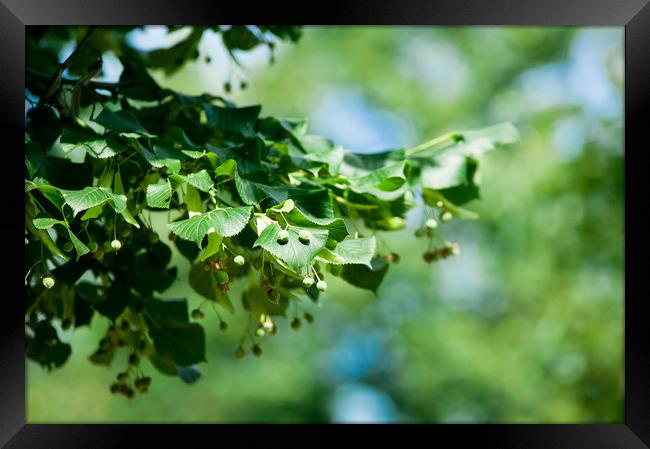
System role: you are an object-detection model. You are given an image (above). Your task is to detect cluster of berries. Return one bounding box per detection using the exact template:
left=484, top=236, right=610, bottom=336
left=203, top=259, right=231, bottom=294
left=290, top=312, right=315, bottom=331
left=109, top=364, right=152, bottom=398
left=302, top=274, right=327, bottom=292
left=422, top=242, right=461, bottom=263
left=276, top=228, right=312, bottom=246
left=190, top=307, right=229, bottom=331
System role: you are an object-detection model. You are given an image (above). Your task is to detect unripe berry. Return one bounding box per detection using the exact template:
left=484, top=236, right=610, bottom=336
left=88, top=241, right=99, bottom=252
left=110, top=383, right=120, bottom=394
left=277, top=229, right=289, bottom=245
left=262, top=317, right=274, bottom=330
left=304, top=312, right=314, bottom=324
left=63, top=242, right=74, bottom=253
left=422, top=251, right=436, bottom=263
left=436, top=201, right=444, bottom=208
left=298, top=229, right=311, bottom=244
left=441, top=211, right=453, bottom=222
left=425, top=218, right=438, bottom=229
left=251, top=344, right=262, bottom=357
left=291, top=317, right=302, bottom=331
left=128, top=353, right=139, bottom=365
left=219, top=321, right=229, bottom=331
left=302, top=276, right=314, bottom=287
left=111, top=239, right=122, bottom=251
left=191, top=309, right=205, bottom=319
left=316, top=280, right=327, bottom=292
left=233, top=255, right=245, bottom=266
left=449, top=242, right=460, bottom=255
left=42, top=275, right=55, bottom=289
left=382, top=252, right=400, bottom=264
left=216, top=271, right=229, bottom=285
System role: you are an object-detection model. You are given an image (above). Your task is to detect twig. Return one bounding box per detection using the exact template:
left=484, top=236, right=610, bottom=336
left=27, top=67, right=131, bottom=92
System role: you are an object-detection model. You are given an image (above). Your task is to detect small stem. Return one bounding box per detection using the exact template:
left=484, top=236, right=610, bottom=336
left=61, top=26, right=98, bottom=70
left=404, top=132, right=458, bottom=157
left=27, top=67, right=132, bottom=92
left=310, top=265, right=320, bottom=282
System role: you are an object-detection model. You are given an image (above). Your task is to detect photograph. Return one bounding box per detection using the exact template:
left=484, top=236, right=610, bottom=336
left=24, top=24, right=624, bottom=425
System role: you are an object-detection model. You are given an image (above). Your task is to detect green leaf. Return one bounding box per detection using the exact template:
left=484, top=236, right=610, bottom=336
left=199, top=232, right=223, bottom=262
left=184, top=185, right=203, bottom=214
left=142, top=144, right=183, bottom=174
left=253, top=220, right=329, bottom=273
left=60, top=127, right=118, bottom=159
left=422, top=188, right=479, bottom=220
left=180, top=170, right=213, bottom=192
left=93, top=281, right=132, bottom=320
left=340, top=257, right=389, bottom=293
left=32, top=217, right=64, bottom=229
left=60, top=187, right=127, bottom=216
left=27, top=321, right=71, bottom=370
left=215, top=159, right=237, bottom=178
left=145, top=28, right=205, bottom=76
left=144, top=303, right=207, bottom=366
left=145, top=297, right=189, bottom=323
left=146, top=180, right=172, bottom=209
left=26, top=179, right=66, bottom=210
left=114, top=171, right=140, bottom=228
left=266, top=200, right=349, bottom=242
left=204, top=104, right=261, bottom=138
left=80, top=204, right=104, bottom=221
left=456, top=122, right=520, bottom=156
left=66, top=229, right=90, bottom=260
left=316, top=236, right=376, bottom=267
left=168, top=206, right=252, bottom=245
left=94, top=108, right=151, bottom=137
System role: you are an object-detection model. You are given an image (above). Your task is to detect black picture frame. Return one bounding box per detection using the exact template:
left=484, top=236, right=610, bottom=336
left=4, top=1, right=649, bottom=447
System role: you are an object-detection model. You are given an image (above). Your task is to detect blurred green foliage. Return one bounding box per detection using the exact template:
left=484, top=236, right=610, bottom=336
left=28, top=26, right=623, bottom=423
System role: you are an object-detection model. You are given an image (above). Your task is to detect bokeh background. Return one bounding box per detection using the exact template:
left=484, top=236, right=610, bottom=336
left=28, top=26, right=624, bottom=423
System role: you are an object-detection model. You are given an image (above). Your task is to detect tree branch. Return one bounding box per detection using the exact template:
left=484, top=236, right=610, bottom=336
left=27, top=67, right=130, bottom=92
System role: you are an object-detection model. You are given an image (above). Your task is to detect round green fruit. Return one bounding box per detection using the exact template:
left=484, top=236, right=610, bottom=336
left=216, top=271, right=230, bottom=285
left=277, top=229, right=290, bottom=245
left=233, top=255, right=245, bottom=266
left=302, top=276, right=315, bottom=287
left=316, top=280, right=328, bottom=292
left=42, top=275, right=55, bottom=289
left=111, top=239, right=122, bottom=251
left=298, top=229, right=311, bottom=245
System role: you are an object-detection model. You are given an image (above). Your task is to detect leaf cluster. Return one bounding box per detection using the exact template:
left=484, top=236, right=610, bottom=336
left=24, top=26, right=517, bottom=393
